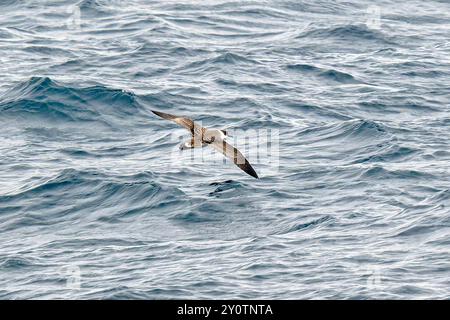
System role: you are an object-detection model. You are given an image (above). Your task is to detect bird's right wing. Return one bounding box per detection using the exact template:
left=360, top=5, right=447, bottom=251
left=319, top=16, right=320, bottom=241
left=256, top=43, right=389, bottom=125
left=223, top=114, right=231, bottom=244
left=151, top=110, right=201, bottom=134
left=210, top=139, right=259, bottom=179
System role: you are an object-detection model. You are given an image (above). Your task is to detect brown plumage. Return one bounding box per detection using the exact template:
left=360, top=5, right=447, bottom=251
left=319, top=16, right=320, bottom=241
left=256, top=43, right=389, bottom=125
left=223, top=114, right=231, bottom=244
left=151, top=110, right=259, bottom=179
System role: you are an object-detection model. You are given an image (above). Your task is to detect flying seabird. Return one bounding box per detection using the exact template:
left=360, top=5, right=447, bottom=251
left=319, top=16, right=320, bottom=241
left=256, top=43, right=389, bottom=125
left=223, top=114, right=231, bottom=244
left=151, top=110, right=259, bottom=179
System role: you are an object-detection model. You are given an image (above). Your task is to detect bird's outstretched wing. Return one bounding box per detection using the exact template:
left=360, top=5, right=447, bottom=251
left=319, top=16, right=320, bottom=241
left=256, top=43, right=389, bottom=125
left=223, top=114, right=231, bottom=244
left=151, top=110, right=199, bottom=134
left=210, top=139, right=259, bottom=179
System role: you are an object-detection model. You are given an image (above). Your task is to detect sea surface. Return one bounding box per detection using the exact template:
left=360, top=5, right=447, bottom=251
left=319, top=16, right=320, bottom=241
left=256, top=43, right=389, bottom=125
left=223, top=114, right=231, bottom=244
left=0, top=0, right=449, bottom=299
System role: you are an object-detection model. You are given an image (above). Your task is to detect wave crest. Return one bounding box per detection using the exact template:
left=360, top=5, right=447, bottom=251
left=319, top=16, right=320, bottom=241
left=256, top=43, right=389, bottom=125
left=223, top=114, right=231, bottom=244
left=0, top=77, right=147, bottom=127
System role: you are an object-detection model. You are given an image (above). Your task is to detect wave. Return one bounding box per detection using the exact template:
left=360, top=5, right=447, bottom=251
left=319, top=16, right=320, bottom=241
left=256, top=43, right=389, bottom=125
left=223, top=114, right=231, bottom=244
left=0, top=0, right=20, bottom=8
left=177, top=52, right=261, bottom=75
left=298, top=119, right=391, bottom=142
left=208, top=179, right=246, bottom=197
left=392, top=189, right=450, bottom=238
left=352, top=145, right=418, bottom=164
left=0, top=256, right=36, bottom=270
left=286, top=63, right=362, bottom=84
left=358, top=98, right=440, bottom=114
left=76, top=0, right=117, bottom=17
left=359, top=166, right=436, bottom=180
left=277, top=215, right=334, bottom=234
left=0, top=169, right=157, bottom=201
left=0, top=77, right=148, bottom=128
left=292, top=119, right=412, bottom=166
left=0, top=169, right=187, bottom=230
left=297, top=23, right=395, bottom=45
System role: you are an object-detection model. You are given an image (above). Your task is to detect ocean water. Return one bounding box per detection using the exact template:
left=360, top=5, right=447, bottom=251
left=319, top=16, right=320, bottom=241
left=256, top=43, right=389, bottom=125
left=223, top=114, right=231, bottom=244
left=1, top=0, right=449, bottom=299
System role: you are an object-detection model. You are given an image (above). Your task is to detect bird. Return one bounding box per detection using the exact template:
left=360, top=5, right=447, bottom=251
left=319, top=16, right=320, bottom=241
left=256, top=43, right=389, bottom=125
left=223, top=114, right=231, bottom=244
left=151, top=110, right=259, bottom=179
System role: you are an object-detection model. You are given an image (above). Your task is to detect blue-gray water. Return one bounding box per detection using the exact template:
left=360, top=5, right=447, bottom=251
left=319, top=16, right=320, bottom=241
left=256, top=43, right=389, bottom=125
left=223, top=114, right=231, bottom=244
left=1, top=0, right=449, bottom=299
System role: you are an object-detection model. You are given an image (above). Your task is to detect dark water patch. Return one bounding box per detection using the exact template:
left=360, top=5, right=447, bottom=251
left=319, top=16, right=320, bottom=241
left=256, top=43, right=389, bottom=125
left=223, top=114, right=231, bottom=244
left=277, top=215, right=334, bottom=235
left=298, top=24, right=394, bottom=44
left=209, top=179, right=236, bottom=186
left=352, top=146, right=419, bottom=164
left=211, top=52, right=261, bottom=65
left=170, top=211, right=217, bottom=223
left=297, top=119, right=391, bottom=145
left=59, top=148, right=96, bottom=158
left=208, top=180, right=245, bottom=197
left=286, top=63, right=362, bottom=84
left=0, top=256, right=35, bottom=269
left=22, top=45, right=74, bottom=57
left=178, top=52, right=260, bottom=75
left=401, top=70, right=448, bottom=78
left=286, top=63, right=321, bottom=73
left=318, top=69, right=361, bottom=84
left=359, top=166, right=436, bottom=181
left=77, top=0, right=116, bottom=17
left=169, top=46, right=210, bottom=57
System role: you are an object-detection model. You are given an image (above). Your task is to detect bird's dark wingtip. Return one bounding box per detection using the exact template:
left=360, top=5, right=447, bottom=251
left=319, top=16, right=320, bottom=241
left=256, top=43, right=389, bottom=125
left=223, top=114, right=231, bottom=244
left=151, top=109, right=173, bottom=121
left=245, top=164, right=259, bottom=179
